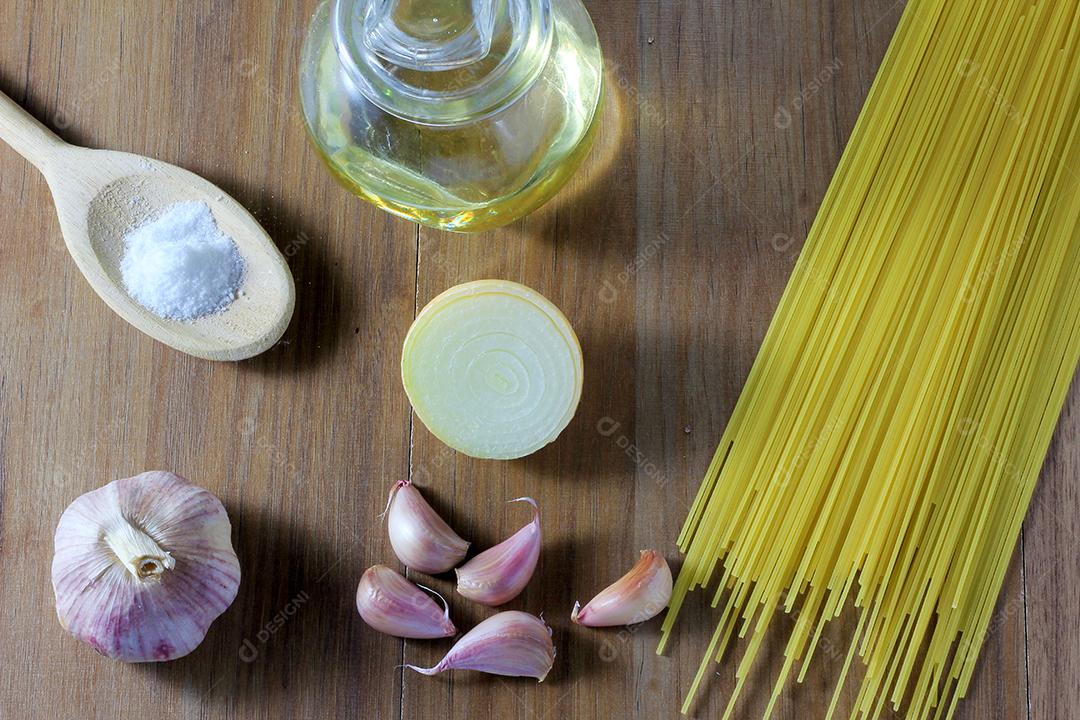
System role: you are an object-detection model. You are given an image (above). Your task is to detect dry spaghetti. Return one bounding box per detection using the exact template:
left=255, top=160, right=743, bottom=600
left=660, top=0, right=1080, bottom=718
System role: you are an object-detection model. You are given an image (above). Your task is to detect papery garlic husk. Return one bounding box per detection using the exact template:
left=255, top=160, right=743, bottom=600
left=51, top=471, right=241, bottom=662
left=455, top=497, right=540, bottom=606
left=356, top=564, right=456, bottom=639
left=571, top=550, right=672, bottom=627
left=407, top=611, right=555, bottom=681
left=386, top=479, right=470, bottom=574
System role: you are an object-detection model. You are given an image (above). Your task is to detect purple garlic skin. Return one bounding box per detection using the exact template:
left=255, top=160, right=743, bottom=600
left=407, top=610, right=555, bottom=681
left=455, top=498, right=540, bottom=606
left=571, top=550, right=672, bottom=627
left=386, top=479, right=470, bottom=574
left=356, top=564, right=456, bottom=639
left=51, top=471, right=241, bottom=662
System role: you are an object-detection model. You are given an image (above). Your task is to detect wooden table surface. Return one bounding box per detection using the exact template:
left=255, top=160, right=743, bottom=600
left=1, top=1, right=1077, bottom=719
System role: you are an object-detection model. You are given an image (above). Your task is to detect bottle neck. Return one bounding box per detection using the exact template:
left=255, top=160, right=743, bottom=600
left=332, top=0, right=553, bottom=126
left=362, top=0, right=498, bottom=70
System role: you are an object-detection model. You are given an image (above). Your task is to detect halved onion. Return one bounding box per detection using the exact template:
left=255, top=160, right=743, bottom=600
left=402, top=280, right=584, bottom=460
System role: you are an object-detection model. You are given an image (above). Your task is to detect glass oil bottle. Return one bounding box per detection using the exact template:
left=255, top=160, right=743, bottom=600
left=299, top=0, right=604, bottom=231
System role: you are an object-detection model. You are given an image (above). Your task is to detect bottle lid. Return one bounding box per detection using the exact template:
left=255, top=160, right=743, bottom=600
left=333, top=0, right=553, bottom=126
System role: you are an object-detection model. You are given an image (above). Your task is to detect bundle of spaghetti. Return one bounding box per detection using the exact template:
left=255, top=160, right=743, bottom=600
left=659, top=0, right=1080, bottom=718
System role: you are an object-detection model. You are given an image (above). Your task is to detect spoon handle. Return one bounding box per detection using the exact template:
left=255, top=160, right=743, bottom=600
left=0, top=90, right=66, bottom=172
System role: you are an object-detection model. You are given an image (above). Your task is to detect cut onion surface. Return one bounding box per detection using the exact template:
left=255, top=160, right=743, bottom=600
left=402, top=280, right=584, bottom=460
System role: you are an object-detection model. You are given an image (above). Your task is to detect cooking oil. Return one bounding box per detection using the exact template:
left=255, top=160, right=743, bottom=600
left=299, top=0, right=604, bottom=232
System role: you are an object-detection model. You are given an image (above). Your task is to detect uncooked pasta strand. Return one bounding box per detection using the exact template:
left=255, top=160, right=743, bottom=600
left=661, top=0, right=1080, bottom=718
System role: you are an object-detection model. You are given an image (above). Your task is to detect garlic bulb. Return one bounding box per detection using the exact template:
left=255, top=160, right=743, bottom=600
left=455, top=498, right=540, bottom=606
left=356, top=564, right=456, bottom=639
left=51, top=471, right=240, bottom=662
left=407, top=611, right=555, bottom=681
left=385, top=479, right=469, bottom=574
left=571, top=550, right=672, bottom=627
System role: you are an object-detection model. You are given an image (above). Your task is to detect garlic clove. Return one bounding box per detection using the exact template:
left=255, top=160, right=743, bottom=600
left=51, top=471, right=241, bottom=662
left=406, top=611, right=555, bottom=681
left=356, top=564, right=456, bottom=639
left=455, top=497, right=540, bottom=607
left=571, top=550, right=672, bottom=627
left=386, top=479, right=470, bottom=574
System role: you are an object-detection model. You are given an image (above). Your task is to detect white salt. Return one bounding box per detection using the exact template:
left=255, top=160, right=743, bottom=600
left=120, top=201, right=245, bottom=321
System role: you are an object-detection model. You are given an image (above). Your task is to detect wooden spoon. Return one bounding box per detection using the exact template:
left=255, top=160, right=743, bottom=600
left=0, top=90, right=294, bottom=361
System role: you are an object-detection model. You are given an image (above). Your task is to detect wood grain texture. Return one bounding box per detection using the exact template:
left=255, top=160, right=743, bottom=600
left=0, top=1, right=1075, bottom=719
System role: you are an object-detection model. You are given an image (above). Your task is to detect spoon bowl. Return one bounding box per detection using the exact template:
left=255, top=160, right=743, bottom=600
left=0, top=91, right=294, bottom=361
